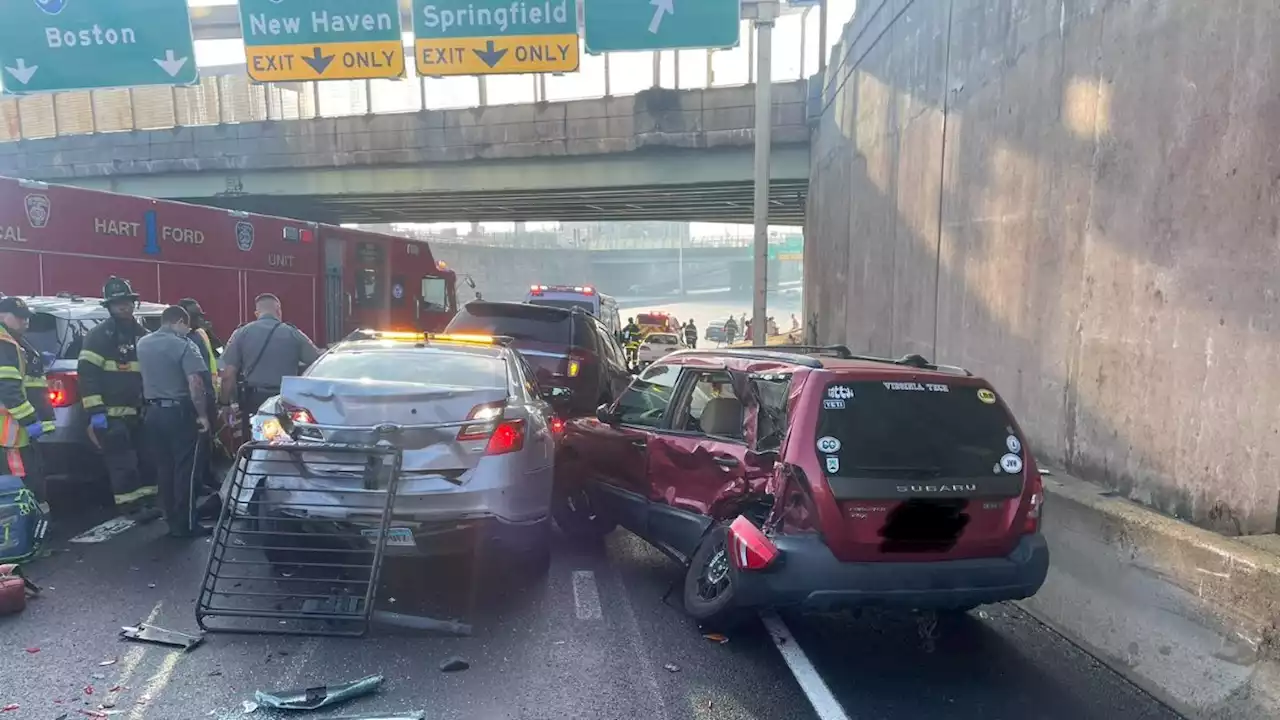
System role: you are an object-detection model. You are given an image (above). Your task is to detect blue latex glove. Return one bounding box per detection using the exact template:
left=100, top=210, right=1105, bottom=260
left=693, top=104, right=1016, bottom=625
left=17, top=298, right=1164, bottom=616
left=40, top=351, right=57, bottom=367
left=89, top=414, right=108, bottom=431
left=25, top=422, right=45, bottom=440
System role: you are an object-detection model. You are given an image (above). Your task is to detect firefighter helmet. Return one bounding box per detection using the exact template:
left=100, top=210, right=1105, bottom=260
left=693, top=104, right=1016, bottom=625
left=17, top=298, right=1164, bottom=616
left=101, top=276, right=140, bottom=306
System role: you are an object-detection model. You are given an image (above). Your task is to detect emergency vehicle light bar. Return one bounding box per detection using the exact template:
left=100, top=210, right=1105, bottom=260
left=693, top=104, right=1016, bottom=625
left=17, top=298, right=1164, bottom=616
left=529, top=284, right=595, bottom=295
left=346, top=329, right=513, bottom=346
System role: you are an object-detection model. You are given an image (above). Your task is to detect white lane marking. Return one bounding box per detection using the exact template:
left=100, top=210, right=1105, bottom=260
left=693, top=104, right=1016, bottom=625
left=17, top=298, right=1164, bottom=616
left=760, top=611, right=851, bottom=720
left=572, top=570, right=603, bottom=620
left=70, top=516, right=137, bottom=543
left=128, top=649, right=182, bottom=720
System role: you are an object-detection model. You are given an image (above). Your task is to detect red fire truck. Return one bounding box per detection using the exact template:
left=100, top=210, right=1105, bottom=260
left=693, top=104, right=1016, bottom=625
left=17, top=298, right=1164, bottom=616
left=0, top=176, right=458, bottom=344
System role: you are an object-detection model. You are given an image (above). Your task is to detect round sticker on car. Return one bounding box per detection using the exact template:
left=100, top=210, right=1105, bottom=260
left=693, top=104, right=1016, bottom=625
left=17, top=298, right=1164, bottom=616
left=977, top=388, right=997, bottom=404
left=816, top=436, right=842, bottom=454
left=1000, top=452, right=1023, bottom=474
left=1006, top=435, right=1022, bottom=453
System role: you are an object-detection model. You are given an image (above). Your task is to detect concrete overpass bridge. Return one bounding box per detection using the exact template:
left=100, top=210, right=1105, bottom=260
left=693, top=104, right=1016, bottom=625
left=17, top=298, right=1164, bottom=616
left=0, top=79, right=812, bottom=224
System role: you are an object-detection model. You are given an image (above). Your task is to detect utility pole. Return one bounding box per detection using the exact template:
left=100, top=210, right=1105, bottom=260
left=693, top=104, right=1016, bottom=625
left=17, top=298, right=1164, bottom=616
left=745, top=0, right=780, bottom=346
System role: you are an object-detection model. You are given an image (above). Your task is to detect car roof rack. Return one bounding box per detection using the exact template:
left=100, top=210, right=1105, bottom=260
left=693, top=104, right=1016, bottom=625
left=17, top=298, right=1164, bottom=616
left=758, top=345, right=973, bottom=376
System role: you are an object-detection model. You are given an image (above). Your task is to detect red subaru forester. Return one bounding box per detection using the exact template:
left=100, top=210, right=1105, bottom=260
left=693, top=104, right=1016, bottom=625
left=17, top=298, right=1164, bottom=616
left=552, top=345, right=1049, bottom=626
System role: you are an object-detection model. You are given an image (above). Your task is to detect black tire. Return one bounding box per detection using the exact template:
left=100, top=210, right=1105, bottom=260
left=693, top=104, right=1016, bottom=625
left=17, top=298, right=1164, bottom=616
left=683, top=525, right=745, bottom=629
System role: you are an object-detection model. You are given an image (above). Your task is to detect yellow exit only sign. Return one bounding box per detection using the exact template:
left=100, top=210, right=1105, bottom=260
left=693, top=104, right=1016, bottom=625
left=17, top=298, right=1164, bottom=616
left=415, top=34, right=579, bottom=76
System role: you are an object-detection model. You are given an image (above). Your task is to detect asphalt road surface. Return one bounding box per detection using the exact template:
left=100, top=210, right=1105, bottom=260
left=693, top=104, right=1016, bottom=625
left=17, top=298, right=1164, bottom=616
left=2, top=500, right=1181, bottom=720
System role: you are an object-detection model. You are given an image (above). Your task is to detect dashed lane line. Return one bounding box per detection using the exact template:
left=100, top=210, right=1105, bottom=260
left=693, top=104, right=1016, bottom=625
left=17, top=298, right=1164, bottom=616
left=572, top=570, right=603, bottom=620
left=761, top=610, right=852, bottom=720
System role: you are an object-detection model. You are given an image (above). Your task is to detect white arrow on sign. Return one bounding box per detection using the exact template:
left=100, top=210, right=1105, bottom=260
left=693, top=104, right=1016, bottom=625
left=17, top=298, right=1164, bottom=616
left=153, top=49, right=189, bottom=77
left=4, top=58, right=38, bottom=86
left=648, top=0, right=673, bottom=34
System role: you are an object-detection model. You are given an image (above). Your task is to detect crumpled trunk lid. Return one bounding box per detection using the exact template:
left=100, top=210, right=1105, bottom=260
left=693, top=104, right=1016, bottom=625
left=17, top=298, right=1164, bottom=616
left=281, top=376, right=507, bottom=476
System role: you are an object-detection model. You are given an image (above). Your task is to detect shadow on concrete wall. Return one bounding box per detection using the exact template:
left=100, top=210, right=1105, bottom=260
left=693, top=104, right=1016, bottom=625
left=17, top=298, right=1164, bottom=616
left=807, top=0, right=1280, bottom=533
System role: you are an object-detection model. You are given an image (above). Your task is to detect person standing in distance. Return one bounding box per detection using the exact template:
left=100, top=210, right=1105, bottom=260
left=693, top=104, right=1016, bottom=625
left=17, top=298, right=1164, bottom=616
left=218, top=294, right=321, bottom=440
left=137, top=306, right=213, bottom=538
left=79, top=277, right=157, bottom=519
left=0, top=297, right=56, bottom=499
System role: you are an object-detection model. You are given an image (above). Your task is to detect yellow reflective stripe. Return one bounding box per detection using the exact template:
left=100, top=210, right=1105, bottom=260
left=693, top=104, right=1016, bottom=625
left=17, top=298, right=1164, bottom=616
left=8, top=401, right=35, bottom=420
left=102, top=361, right=138, bottom=372
left=23, top=376, right=48, bottom=388
left=82, top=394, right=105, bottom=409
left=79, top=350, right=106, bottom=367
left=0, top=367, right=21, bottom=381
left=106, top=406, right=138, bottom=417
left=113, top=485, right=158, bottom=504
left=40, top=421, right=56, bottom=433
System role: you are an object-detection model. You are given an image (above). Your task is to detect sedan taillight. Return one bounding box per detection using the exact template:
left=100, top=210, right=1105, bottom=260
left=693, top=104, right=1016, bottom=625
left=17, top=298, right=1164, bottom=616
left=46, top=371, right=78, bottom=408
left=458, top=402, right=504, bottom=441
left=1023, top=472, right=1044, bottom=534
left=485, top=420, right=525, bottom=456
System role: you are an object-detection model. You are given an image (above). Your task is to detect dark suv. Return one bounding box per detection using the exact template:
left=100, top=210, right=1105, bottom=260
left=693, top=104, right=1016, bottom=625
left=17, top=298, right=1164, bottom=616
left=553, top=345, right=1049, bottom=626
left=445, top=301, right=631, bottom=418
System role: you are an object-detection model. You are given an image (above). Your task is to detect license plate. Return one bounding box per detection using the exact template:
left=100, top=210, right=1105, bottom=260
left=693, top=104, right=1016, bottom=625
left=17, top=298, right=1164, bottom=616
left=361, top=527, right=416, bottom=547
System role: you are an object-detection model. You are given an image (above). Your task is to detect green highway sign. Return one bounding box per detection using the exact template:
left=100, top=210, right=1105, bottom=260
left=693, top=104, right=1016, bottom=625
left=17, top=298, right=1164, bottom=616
left=584, top=0, right=742, bottom=53
left=0, top=0, right=197, bottom=95
left=413, top=0, right=580, bottom=76
left=768, top=234, right=803, bottom=261
left=239, top=0, right=406, bottom=82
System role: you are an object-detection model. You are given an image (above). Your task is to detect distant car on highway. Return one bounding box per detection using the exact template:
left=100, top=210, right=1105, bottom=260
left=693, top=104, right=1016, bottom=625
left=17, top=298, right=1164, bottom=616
left=635, top=332, right=683, bottom=367
left=553, top=345, right=1049, bottom=627
left=16, top=294, right=166, bottom=504
left=704, top=321, right=727, bottom=344
left=236, top=331, right=565, bottom=574
left=445, top=301, right=630, bottom=418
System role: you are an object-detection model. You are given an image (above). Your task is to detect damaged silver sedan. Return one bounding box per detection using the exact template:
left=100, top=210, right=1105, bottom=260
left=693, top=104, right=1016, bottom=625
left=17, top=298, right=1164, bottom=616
left=224, top=332, right=565, bottom=574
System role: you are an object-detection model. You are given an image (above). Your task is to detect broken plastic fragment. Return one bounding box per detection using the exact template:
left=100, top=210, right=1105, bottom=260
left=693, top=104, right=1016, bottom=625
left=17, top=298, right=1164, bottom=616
left=24, top=647, right=39, bottom=653
left=98, top=658, right=117, bottom=666
left=1, top=704, right=18, bottom=712
left=702, top=633, right=729, bottom=644
left=439, top=657, right=469, bottom=673
left=119, top=623, right=203, bottom=651
left=663, top=663, right=680, bottom=673
left=254, top=674, right=383, bottom=711
left=241, top=700, right=258, bottom=714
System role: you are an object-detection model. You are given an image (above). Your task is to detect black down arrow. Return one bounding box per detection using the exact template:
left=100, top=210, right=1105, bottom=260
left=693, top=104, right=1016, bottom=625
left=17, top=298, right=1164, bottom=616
left=302, top=46, right=335, bottom=75
left=472, top=40, right=508, bottom=69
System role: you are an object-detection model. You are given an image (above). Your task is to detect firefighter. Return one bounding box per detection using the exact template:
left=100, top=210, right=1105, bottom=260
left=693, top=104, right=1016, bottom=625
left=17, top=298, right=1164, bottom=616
left=0, top=297, right=55, bottom=500
left=79, top=277, right=157, bottom=518
left=723, top=316, right=738, bottom=346
left=683, top=319, right=698, bottom=349
left=218, top=293, right=320, bottom=442
left=137, top=306, right=213, bottom=538
left=620, top=317, right=642, bottom=368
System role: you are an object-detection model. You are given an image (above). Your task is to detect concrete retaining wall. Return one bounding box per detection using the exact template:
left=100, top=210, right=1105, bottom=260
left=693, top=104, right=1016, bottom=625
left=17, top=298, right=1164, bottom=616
left=1029, top=471, right=1280, bottom=718
left=806, top=0, right=1280, bottom=533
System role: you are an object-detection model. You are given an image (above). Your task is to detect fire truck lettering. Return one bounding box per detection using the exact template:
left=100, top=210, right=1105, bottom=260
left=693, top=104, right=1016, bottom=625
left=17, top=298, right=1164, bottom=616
left=268, top=253, right=295, bottom=268
left=162, top=226, right=204, bottom=245
left=94, top=218, right=141, bottom=236
left=1, top=225, right=28, bottom=243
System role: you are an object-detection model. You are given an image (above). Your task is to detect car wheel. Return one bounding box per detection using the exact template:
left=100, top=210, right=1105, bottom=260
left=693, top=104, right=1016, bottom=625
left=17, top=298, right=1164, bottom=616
left=551, top=482, right=616, bottom=540
left=683, top=525, right=745, bottom=629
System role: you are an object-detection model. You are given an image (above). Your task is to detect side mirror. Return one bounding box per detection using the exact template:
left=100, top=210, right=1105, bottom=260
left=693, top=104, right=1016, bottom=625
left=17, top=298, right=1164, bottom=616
left=541, top=386, right=573, bottom=401
left=595, top=403, right=618, bottom=426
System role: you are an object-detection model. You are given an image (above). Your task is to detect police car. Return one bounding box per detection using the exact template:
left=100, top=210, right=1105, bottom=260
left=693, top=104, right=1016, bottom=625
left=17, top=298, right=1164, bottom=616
left=13, top=294, right=167, bottom=501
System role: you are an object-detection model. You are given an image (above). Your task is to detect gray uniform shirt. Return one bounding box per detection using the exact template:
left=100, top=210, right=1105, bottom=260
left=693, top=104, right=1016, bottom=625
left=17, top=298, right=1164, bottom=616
left=222, top=316, right=321, bottom=389
left=137, top=327, right=207, bottom=401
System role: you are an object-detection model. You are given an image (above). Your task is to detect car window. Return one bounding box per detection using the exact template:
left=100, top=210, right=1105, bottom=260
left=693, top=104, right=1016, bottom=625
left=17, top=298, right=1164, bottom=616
left=593, top=317, right=627, bottom=369
left=513, top=353, right=541, bottom=399
left=646, top=334, right=678, bottom=345
left=815, top=380, right=1019, bottom=478
left=447, top=304, right=573, bottom=345
left=673, top=371, right=742, bottom=439
left=616, top=363, right=680, bottom=427
left=752, top=374, right=791, bottom=452
left=571, top=316, right=598, bottom=352
left=307, top=349, right=507, bottom=388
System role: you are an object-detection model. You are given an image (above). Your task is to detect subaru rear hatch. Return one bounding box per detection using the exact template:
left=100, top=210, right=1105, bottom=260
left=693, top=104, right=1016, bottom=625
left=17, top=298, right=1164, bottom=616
left=811, top=376, right=1038, bottom=562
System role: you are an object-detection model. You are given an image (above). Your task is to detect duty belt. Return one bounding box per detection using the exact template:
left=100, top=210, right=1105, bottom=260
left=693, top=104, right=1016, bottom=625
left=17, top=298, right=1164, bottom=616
left=145, top=399, right=189, bottom=408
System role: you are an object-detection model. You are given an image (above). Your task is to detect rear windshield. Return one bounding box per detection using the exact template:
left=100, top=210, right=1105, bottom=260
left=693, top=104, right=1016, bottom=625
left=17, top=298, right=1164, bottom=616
left=528, top=298, right=596, bottom=314
left=815, top=380, right=1020, bottom=478
left=25, top=312, right=162, bottom=359
left=448, top=304, right=574, bottom=346
left=307, top=349, right=507, bottom=388
left=646, top=334, right=679, bottom=345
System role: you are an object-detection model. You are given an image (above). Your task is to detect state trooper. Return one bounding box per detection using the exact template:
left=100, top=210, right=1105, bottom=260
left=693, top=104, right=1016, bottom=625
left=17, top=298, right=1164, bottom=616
left=0, top=297, right=56, bottom=499
left=79, top=277, right=157, bottom=519
left=177, top=298, right=219, bottom=492
left=137, top=305, right=213, bottom=538
left=218, top=293, right=321, bottom=441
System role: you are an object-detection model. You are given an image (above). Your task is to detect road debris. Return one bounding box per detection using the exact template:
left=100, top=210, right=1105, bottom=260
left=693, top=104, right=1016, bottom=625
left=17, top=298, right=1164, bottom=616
left=372, top=610, right=471, bottom=636
left=23, top=646, right=38, bottom=653
left=255, top=674, right=383, bottom=711
left=241, top=700, right=259, bottom=714
left=663, top=663, right=680, bottom=673
left=84, top=685, right=94, bottom=695
left=702, top=633, right=729, bottom=644
left=119, top=623, right=204, bottom=651
left=98, top=658, right=118, bottom=666
left=439, top=657, right=469, bottom=673
left=1, top=704, right=18, bottom=712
